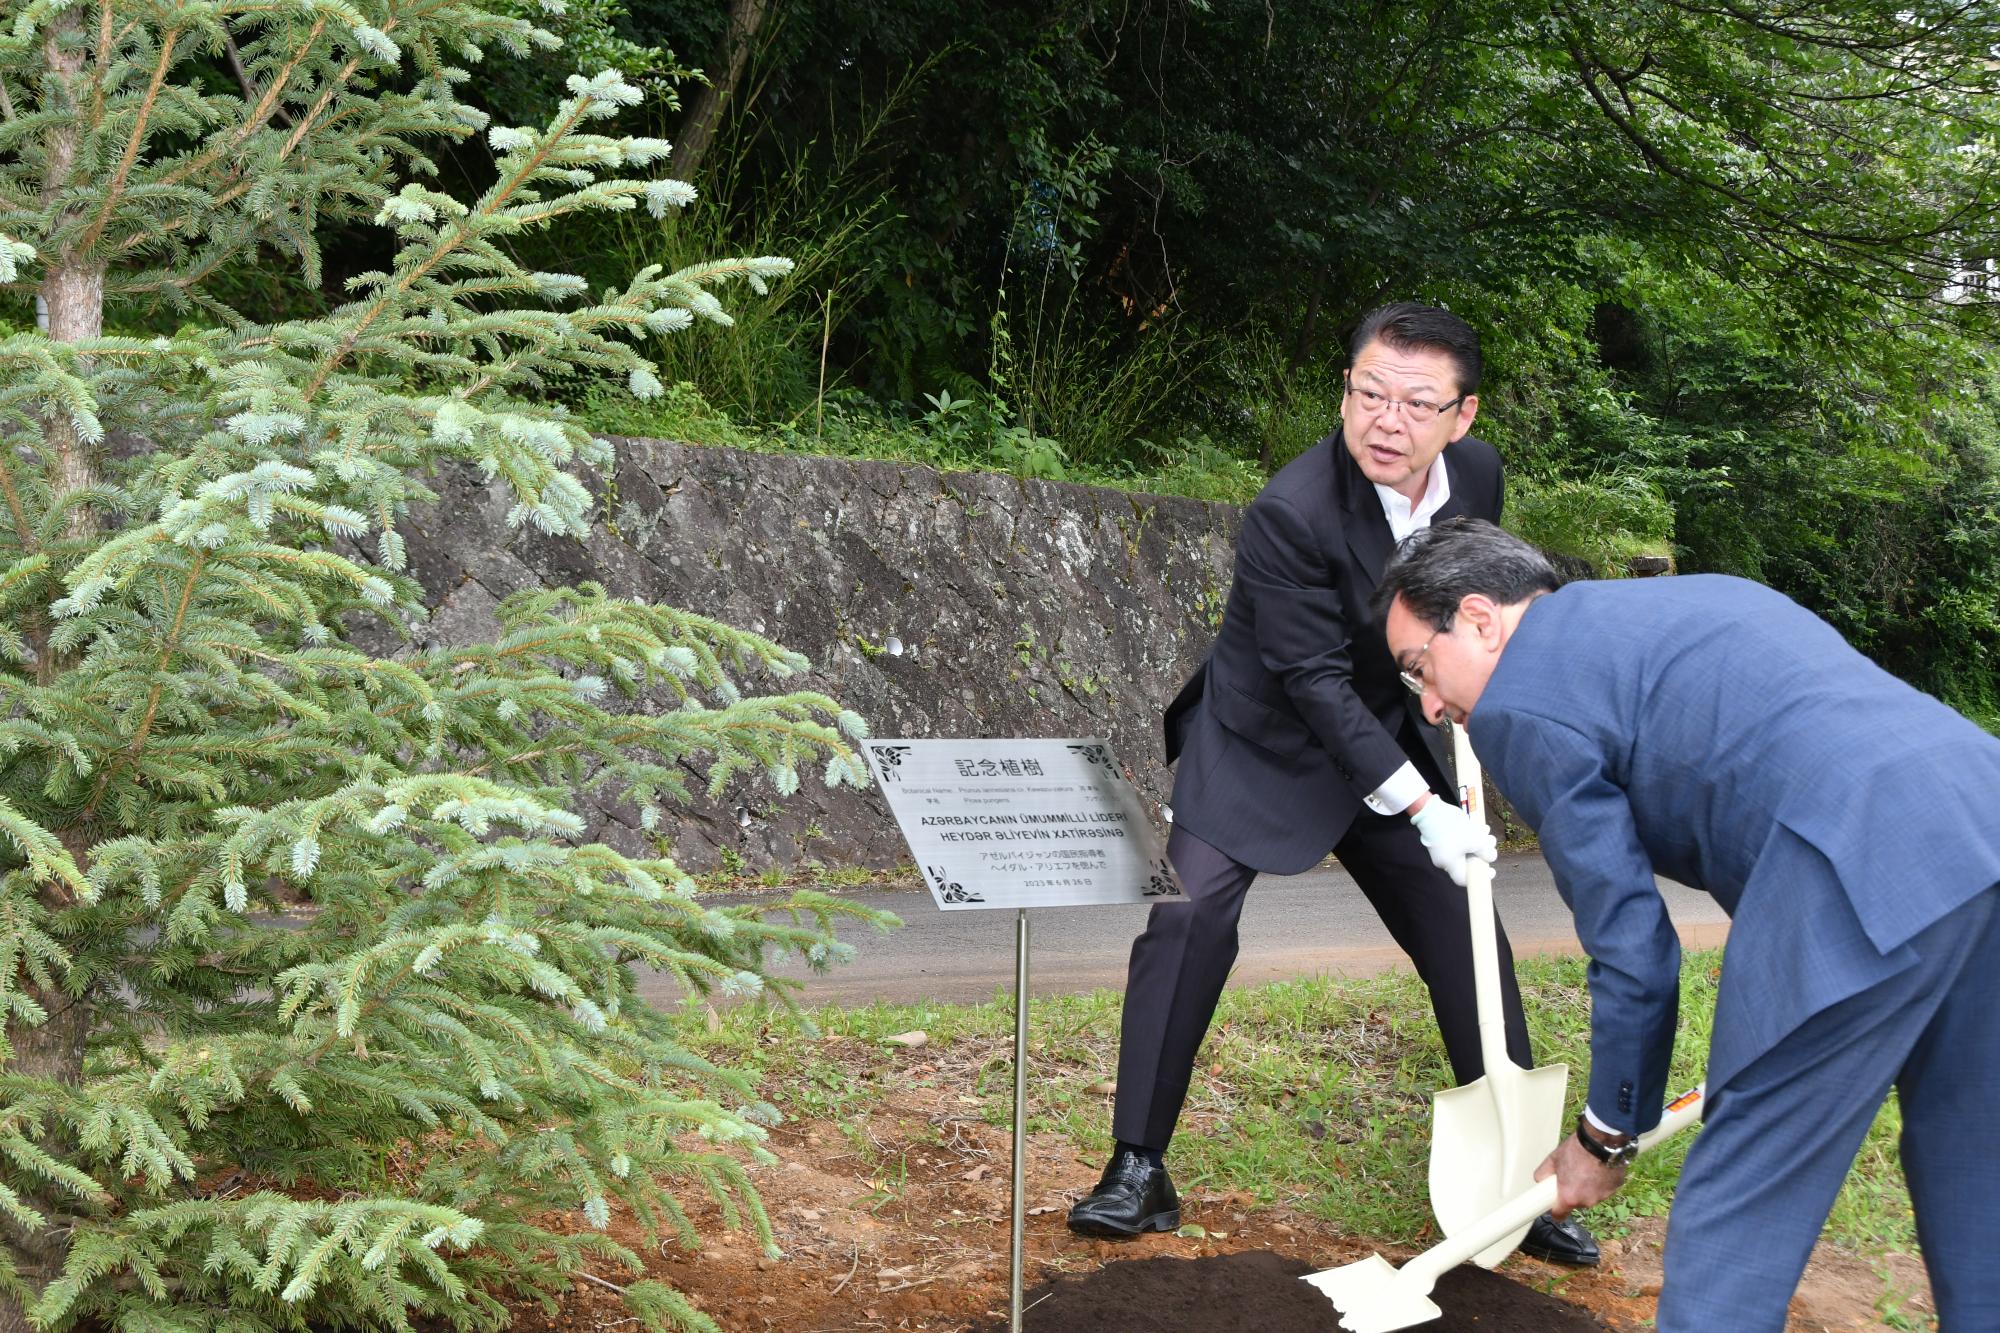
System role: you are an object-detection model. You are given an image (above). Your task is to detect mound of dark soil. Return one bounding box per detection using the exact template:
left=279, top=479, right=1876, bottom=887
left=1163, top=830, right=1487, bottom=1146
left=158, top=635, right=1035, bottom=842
left=990, top=1249, right=1611, bottom=1332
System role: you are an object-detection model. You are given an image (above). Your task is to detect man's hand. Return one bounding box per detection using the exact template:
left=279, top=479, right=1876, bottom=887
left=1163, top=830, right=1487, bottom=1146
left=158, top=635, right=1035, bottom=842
left=1534, top=1132, right=1629, bottom=1220
left=1407, top=797, right=1498, bottom=886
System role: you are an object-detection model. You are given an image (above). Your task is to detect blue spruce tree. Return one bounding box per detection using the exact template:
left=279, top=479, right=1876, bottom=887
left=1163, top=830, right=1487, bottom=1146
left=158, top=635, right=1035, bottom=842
left=0, top=4, right=878, bottom=1328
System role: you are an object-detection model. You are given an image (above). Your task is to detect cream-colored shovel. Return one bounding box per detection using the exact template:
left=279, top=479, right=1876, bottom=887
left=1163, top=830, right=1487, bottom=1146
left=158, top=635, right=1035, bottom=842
left=1305, top=1084, right=1707, bottom=1333
left=1426, top=721, right=1569, bottom=1267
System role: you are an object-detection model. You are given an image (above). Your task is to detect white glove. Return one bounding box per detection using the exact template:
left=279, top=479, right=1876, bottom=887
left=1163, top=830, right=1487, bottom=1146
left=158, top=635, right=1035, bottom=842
left=1408, top=796, right=1498, bottom=887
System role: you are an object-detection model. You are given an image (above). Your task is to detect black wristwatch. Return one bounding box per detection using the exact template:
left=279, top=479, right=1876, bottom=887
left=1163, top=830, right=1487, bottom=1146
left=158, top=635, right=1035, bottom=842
left=1574, top=1113, right=1639, bottom=1168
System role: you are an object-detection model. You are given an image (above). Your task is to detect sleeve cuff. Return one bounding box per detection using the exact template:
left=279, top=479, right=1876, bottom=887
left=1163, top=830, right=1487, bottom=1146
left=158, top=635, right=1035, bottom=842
left=1363, top=762, right=1429, bottom=816
left=1582, top=1105, right=1620, bottom=1136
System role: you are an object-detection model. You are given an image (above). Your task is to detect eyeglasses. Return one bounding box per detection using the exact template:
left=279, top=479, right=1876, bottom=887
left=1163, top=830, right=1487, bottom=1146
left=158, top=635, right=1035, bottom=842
left=1346, top=374, right=1465, bottom=424
left=1398, top=618, right=1452, bottom=695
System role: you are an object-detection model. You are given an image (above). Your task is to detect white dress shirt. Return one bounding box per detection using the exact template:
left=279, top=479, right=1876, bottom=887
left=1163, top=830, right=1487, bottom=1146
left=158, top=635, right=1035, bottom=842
left=1360, top=460, right=1451, bottom=816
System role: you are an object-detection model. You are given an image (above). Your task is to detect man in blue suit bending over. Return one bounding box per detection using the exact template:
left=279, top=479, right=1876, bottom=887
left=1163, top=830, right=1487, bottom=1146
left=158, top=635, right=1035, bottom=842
left=1375, top=517, right=2000, bottom=1331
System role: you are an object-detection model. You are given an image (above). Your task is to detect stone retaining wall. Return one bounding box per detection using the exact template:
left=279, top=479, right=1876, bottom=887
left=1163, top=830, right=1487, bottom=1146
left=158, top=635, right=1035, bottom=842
left=397, top=440, right=1240, bottom=872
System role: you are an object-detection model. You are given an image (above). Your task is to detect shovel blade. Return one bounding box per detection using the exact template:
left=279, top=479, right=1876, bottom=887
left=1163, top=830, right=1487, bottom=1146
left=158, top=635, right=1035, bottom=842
left=1428, top=1061, right=1569, bottom=1267
left=1300, top=1255, right=1443, bottom=1333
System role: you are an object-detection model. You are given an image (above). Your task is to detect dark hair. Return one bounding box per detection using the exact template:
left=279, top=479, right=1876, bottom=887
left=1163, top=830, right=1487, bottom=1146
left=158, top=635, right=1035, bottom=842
left=1348, top=302, right=1482, bottom=397
left=1371, top=518, right=1561, bottom=627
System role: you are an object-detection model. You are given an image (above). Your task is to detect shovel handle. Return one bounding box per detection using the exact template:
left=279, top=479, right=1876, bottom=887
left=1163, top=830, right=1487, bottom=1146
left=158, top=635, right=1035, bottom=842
left=1450, top=719, right=1485, bottom=826
left=1448, top=722, right=1509, bottom=1077
left=1403, top=1083, right=1709, bottom=1286
left=1402, top=1176, right=1559, bottom=1286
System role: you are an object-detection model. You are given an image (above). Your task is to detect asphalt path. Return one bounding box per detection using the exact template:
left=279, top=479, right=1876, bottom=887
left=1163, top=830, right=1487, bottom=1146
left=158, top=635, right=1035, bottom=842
left=651, top=852, right=1732, bottom=1007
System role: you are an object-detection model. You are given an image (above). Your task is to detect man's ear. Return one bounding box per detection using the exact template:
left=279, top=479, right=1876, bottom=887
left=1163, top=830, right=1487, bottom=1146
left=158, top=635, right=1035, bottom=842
left=1447, top=394, right=1479, bottom=441
left=1457, top=593, right=1503, bottom=643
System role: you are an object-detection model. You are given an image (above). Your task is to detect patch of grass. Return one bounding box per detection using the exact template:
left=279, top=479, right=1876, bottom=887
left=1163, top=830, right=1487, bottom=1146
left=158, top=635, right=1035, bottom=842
left=856, top=1150, right=910, bottom=1215
left=583, top=379, right=759, bottom=449
left=1829, top=1096, right=1915, bottom=1251
left=1111, top=432, right=1266, bottom=505
left=789, top=1057, right=880, bottom=1123
left=579, top=379, right=1270, bottom=506
left=685, top=949, right=1916, bottom=1256
left=688, top=857, right=913, bottom=896
left=1504, top=472, right=1677, bottom=576
left=810, top=863, right=899, bottom=890
left=1875, top=1267, right=1938, bottom=1331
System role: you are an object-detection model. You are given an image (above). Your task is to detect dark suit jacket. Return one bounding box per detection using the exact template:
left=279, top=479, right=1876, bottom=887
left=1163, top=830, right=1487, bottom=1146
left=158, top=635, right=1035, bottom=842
left=1474, top=576, right=2000, bottom=1132
left=1164, top=430, right=1504, bottom=874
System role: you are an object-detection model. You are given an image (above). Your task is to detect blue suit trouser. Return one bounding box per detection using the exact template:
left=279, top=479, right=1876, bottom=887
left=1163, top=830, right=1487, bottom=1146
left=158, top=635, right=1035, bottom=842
left=1657, top=885, right=2000, bottom=1332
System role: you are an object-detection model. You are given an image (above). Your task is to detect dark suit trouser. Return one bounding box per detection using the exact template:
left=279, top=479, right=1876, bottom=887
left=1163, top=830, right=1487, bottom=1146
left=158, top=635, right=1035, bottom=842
left=1112, top=816, right=1535, bottom=1151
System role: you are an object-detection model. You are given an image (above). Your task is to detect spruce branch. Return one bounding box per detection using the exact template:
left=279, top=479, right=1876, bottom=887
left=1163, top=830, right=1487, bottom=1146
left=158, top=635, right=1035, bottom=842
left=73, top=24, right=182, bottom=257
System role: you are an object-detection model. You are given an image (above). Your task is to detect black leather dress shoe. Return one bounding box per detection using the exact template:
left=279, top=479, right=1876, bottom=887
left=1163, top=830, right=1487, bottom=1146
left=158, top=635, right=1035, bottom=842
left=1066, top=1150, right=1181, bottom=1238
left=1519, top=1211, right=1600, bottom=1266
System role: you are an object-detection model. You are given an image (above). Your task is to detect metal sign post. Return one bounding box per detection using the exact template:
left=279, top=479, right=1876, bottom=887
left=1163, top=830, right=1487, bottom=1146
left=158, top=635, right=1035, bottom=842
left=1010, top=908, right=1029, bottom=1329
left=862, top=738, right=1185, bottom=1333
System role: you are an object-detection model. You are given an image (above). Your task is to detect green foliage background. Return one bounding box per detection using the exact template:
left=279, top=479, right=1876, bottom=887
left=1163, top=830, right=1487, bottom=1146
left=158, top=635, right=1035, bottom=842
left=442, top=0, right=2000, bottom=727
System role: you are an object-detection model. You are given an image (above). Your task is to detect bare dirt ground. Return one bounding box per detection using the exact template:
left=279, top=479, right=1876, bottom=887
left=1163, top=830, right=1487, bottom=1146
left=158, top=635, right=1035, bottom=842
left=493, top=1035, right=1933, bottom=1333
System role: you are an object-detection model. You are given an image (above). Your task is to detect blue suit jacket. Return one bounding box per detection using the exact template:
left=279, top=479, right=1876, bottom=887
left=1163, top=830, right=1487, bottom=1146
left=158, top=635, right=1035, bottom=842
left=1165, top=431, right=1503, bottom=873
left=1474, top=576, right=2000, bottom=1133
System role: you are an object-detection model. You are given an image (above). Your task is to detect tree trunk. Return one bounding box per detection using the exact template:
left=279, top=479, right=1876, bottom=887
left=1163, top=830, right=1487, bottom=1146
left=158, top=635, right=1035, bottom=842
left=1, top=822, right=95, bottom=1333
left=3, top=16, right=102, bottom=1329
left=0, top=957, right=94, bottom=1333
left=667, top=0, right=770, bottom=183
left=1286, top=264, right=1328, bottom=379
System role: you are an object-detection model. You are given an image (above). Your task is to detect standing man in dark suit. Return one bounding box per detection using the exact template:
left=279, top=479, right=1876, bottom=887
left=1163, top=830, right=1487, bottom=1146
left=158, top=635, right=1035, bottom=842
left=1067, top=304, right=1596, bottom=1266
left=1377, top=518, right=2000, bottom=1331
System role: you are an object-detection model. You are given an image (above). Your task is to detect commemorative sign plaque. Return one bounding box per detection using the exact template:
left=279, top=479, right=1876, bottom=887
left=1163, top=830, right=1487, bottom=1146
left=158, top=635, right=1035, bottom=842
left=861, top=737, right=1183, bottom=1332
left=862, top=737, right=1184, bottom=910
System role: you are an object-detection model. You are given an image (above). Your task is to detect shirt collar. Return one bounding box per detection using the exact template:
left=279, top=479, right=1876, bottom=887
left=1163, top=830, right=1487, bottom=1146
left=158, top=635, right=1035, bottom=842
left=1372, top=456, right=1451, bottom=542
